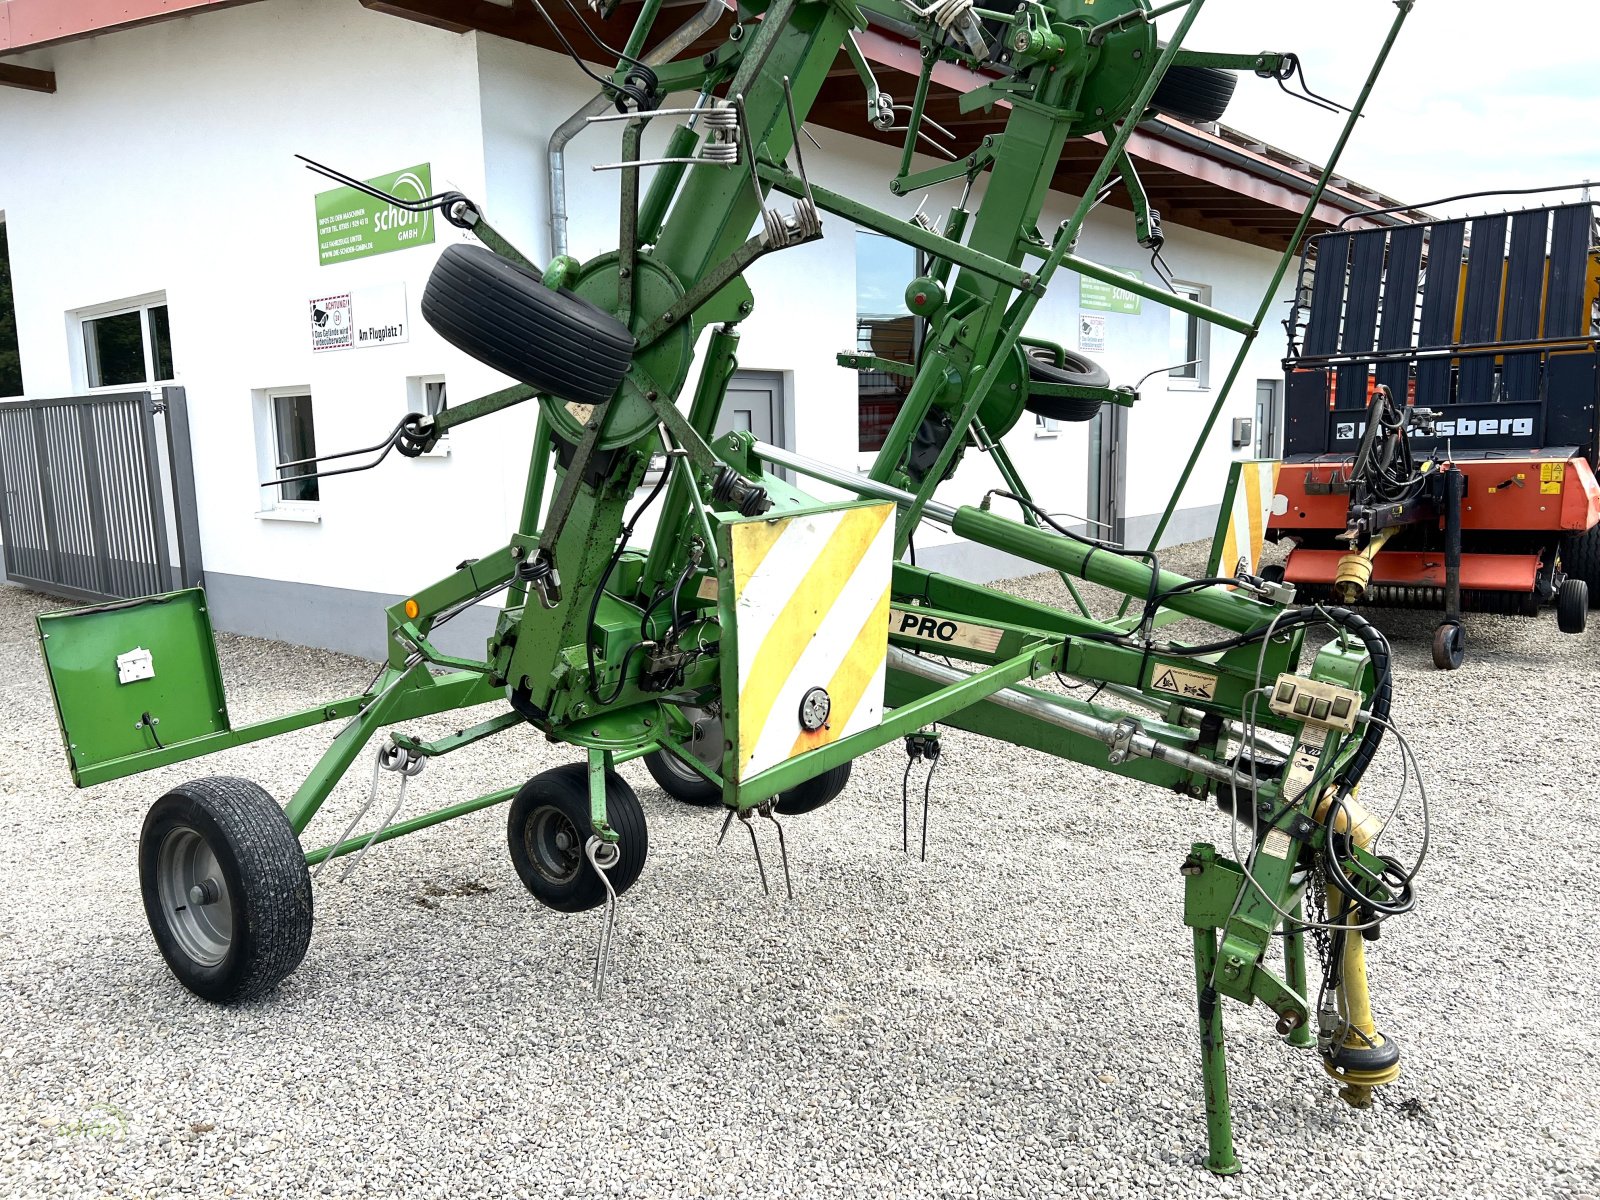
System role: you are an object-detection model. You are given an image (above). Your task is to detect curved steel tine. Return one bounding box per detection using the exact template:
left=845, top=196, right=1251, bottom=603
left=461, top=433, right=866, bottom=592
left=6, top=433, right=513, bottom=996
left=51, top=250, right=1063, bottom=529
left=758, top=803, right=792, bottom=899
left=340, top=755, right=418, bottom=881
left=585, top=837, right=621, bottom=999
left=295, top=156, right=459, bottom=212
left=312, top=746, right=388, bottom=880
left=742, top=812, right=769, bottom=896
left=717, top=806, right=736, bottom=847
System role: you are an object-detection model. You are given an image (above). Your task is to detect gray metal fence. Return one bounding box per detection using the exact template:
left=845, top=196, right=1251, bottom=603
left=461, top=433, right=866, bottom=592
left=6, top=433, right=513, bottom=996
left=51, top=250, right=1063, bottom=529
left=0, top=387, right=202, bottom=603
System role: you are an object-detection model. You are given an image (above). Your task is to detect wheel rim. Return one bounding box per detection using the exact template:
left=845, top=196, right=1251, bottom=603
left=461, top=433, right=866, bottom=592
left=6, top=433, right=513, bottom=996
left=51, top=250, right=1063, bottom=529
left=664, top=709, right=723, bottom=778
left=525, top=806, right=584, bottom=886
left=155, top=826, right=234, bottom=968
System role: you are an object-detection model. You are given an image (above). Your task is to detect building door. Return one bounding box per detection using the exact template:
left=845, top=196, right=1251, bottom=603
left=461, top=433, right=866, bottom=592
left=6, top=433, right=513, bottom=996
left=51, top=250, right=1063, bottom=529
left=1255, top=379, right=1283, bottom=458
left=1086, top=402, right=1127, bottom=544
left=716, top=371, right=785, bottom=447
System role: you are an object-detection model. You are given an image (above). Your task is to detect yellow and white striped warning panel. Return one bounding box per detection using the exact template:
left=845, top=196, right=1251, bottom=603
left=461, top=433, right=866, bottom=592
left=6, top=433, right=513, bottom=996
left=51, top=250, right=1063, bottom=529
left=1213, top=460, right=1284, bottom=578
left=729, top=501, right=894, bottom=782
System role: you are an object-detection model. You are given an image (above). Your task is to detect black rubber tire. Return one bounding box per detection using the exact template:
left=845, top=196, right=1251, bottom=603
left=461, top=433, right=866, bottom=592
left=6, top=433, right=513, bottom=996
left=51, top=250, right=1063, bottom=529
left=644, top=748, right=721, bottom=806
left=1260, top=563, right=1287, bottom=584
left=138, top=777, right=312, bottom=1004
left=775, top=763, right=852, bottom=815
left=421, top=244, right=635, bottom=407
left=1430, top=623, right=1466, bottom=671
left=1150, top=65, right=1237, bottom=124
left=1557, top=578, right=1588, bottom=634
left=508, top=763, right=647, bottom=912
left=1560, top=525, right=1600, bottom=604
left=1023, top=346, right=1111, bottom=423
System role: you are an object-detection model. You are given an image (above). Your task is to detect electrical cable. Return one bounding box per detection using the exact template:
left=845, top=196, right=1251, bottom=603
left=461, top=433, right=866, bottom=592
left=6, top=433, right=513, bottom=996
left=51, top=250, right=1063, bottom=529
left=586, top=434, right=676, bottom=704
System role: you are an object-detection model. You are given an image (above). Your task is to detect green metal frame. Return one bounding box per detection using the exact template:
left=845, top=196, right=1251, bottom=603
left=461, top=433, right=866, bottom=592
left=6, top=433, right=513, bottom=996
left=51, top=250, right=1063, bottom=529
left=35, top=0, right=1418, bottom=1173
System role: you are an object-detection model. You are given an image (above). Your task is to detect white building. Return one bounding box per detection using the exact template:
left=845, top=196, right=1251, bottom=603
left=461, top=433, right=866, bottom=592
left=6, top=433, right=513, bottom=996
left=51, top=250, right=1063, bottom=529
left=0, top=0, right=1416, bottom=656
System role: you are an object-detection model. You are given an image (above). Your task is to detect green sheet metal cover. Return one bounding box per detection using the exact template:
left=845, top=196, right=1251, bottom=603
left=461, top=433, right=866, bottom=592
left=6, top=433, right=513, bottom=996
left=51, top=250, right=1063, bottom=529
left=37, top=589, right=230, bottom=786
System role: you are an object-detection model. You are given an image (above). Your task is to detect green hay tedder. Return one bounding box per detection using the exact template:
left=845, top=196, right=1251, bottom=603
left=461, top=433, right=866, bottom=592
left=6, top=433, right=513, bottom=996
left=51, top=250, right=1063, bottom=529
left=35, top=0, right=1429, bottom=1173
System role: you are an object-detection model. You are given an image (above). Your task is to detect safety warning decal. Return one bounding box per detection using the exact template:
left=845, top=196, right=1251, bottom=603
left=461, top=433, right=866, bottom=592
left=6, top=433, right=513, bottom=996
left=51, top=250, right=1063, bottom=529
left=1149, top=664, right=1218, bottom=702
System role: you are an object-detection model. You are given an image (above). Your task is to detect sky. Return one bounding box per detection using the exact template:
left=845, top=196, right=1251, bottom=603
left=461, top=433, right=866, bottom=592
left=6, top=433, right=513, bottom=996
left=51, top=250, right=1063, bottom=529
left=1156, top=1, right=1600, bottom=217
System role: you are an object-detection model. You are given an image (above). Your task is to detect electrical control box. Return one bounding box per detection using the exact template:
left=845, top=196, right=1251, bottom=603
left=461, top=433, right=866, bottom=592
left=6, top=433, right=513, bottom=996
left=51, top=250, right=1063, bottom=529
left=1267, top=673, right=1362, bottom=733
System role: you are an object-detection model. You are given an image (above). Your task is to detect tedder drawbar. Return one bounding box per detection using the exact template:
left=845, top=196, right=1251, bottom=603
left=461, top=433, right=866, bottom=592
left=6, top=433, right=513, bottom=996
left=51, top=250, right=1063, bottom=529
left=35, top=0, right=1432, bottom=1173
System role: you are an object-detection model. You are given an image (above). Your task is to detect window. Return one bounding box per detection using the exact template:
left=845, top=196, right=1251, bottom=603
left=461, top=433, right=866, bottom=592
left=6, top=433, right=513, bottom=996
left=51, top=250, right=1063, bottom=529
left=406, top=374, right=450, bottom=457
left=856, top=230, right=919, bottom=452
left=1168, top=282, right=1211, bottom=388
left=0, top=219, right=21, bottom=397
left=257, top=387, right=320, bottom=508
left=79, top=296, right=174, bottom=389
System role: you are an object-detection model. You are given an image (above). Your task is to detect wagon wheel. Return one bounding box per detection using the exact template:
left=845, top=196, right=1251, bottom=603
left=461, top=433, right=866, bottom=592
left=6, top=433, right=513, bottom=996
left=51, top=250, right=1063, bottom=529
left=139, top=777, right=312, bottom=1003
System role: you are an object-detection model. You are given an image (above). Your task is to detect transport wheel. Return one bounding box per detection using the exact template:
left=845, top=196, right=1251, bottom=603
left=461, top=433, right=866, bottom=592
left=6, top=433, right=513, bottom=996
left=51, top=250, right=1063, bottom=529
left=643, top=707, right=723, bottom=806
left=508, top=764, right=647, bottom=913
left=421, top=244, right=635, bottom=407
left=1430, top=622, right=1466, bottom=671
left=1557, top=578, right=1589, bottom=634
left=646, top=713, right=851, bottom=815
left=138, top=777, right=312, bottom=1003
left=1260, top=564, right=1286, bottom=584
left=774, top=763, right=852, bottom=815
left=1560, top=526, right=1600, bottom=603
left=1150, top=65, right=1237, bottom=124
left=1023, top=346, right=1112, bottom=423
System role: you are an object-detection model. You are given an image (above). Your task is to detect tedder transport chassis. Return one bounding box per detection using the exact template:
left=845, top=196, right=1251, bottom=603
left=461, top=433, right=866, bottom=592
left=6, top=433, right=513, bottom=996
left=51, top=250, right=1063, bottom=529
left=36, top=0, right=1430, bottom=1174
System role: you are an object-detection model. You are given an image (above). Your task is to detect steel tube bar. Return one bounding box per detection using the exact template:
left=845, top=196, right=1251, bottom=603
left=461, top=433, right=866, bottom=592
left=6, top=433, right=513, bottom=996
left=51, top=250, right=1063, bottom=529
left=890, top=650, right=1251, bottom=789
left=303, top=786, right=519, bottom=866
left=750, top=440, right=957, bottom=524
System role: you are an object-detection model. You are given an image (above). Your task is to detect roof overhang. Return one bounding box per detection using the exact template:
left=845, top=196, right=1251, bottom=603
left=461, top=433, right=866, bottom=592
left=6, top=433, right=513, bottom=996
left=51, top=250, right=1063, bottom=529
left=2, top=0, right=1425, bottom=249
left=357, top=0, right=1420, bottom=251
left=0, top=0, right=260, bottom=54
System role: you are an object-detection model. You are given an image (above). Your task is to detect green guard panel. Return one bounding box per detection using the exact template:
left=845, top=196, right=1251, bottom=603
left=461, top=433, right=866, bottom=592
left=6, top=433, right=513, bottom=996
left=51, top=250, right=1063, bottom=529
left=37, top=589, right=231, bottom=786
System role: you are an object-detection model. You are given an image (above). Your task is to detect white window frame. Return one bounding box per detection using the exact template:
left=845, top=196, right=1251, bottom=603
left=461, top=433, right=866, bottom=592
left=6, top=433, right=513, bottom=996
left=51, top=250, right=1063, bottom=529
left=252, top=385, right=322, bottom=523
left=73, top=291, right=174, bottom=392
left=405, top=373, right=451, bottom=458
left=1168, top=281, right=1212, bottom=390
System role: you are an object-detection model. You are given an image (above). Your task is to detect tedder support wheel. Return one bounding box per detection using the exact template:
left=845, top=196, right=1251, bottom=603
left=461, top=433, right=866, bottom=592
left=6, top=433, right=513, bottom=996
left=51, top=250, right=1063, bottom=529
left=775, top=763, right=852, bottom=815
left=647, top=751, right=853, bottom=814
left=646, top=708, right=852, bottom=816
left=1430, top=622, right=1466, bottom=671
left=1557, top=578, right=1589, bottom=634
left=508, top=763, right=647, bottom=912
left=138, top=777, right=313, bottom=1003
left=1023, top=346, right=1111, bottom=423
left=643, top=706, right=722, bottom=805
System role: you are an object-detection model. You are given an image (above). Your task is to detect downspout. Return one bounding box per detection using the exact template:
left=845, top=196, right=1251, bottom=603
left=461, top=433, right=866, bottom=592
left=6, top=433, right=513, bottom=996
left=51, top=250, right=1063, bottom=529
left=548, top=0, right=729, bottom=258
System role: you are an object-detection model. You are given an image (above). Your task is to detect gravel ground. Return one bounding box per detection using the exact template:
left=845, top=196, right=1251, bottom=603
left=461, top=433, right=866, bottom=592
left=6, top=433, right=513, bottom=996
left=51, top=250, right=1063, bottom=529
left=2, top=544, right=1598, bottom=1199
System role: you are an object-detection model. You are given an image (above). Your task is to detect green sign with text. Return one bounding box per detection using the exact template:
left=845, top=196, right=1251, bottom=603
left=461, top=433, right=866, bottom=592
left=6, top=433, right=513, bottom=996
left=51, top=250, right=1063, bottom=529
left=315, top=164, right=435, bottom=266
left=1079, top=268, right=1142, bottom=315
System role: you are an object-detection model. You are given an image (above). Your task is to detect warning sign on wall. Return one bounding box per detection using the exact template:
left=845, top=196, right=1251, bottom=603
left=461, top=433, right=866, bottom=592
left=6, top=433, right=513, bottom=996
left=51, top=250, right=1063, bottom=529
left=1079, top=314, right=1106, bottom=353
left=309, top=284, right=409, bottom=353
left=310, top=294, right=352, bottom=352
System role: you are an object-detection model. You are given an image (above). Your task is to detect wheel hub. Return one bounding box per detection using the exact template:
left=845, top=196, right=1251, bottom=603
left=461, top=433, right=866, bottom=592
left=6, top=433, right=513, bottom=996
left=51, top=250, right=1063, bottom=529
left=155, top=826, right=234, bottom=968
